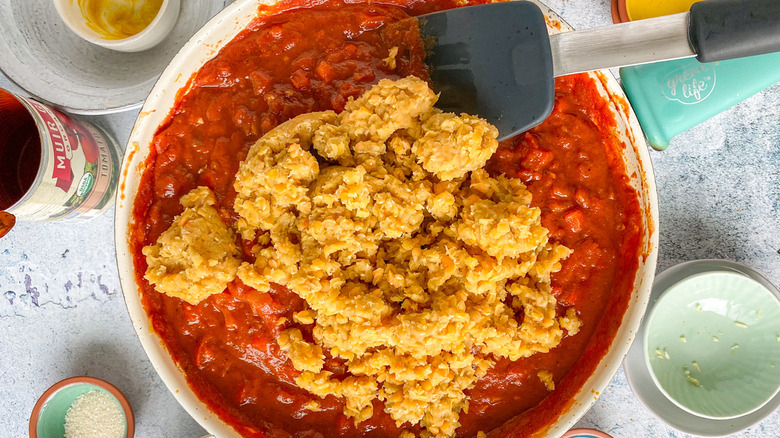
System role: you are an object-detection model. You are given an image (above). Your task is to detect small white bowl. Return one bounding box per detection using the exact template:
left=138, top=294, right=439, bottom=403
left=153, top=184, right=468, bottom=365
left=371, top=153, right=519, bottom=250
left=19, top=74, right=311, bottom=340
left=53, top=0, right=181, bottom=52
left=643, top=270, right=780, bottom=419
left=624, top=259, right=780, bottom=436
left=29, top=376, right=135, bottom=438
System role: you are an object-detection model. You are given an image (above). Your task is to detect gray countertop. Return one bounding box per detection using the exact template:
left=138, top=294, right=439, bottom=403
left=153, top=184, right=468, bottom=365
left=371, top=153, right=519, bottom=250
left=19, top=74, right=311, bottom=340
left=1, top=1, right=779, bottom=437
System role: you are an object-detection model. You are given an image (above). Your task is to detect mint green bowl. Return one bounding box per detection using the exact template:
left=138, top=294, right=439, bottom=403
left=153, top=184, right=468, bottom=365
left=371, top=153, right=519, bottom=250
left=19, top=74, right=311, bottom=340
left=29, top=376, right=133, bottom=438
left=643, top=271, right=780, bottom=419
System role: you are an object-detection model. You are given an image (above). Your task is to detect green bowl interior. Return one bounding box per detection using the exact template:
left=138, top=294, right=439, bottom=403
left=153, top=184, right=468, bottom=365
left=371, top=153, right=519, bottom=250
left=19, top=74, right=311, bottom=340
left=36, top=383, right=127, bottom=438
left=644, top=271, right=780, bottom=419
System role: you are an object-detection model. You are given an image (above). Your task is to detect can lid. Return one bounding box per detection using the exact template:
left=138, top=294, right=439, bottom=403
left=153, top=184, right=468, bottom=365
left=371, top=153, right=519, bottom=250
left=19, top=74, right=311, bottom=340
left=562, top=428, right=614, bottom=438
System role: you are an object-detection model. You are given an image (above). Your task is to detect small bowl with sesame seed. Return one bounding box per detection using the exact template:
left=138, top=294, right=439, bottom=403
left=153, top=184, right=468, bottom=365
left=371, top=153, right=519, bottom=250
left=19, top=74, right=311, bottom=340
left=643, top=267, right=780, bottom=420
left=29, top=376, right=134, bottom=438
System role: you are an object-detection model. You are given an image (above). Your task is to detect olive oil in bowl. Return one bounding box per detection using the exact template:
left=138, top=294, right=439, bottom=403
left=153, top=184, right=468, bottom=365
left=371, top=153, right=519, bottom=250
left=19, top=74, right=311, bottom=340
left=54, top=0, right=179, bottom=52
left=76, top=0, right=164, bottom=40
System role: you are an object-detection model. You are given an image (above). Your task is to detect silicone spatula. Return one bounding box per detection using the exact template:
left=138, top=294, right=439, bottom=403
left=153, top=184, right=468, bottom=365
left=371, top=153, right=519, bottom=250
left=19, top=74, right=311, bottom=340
left=411, top=0, right=780, bottom=140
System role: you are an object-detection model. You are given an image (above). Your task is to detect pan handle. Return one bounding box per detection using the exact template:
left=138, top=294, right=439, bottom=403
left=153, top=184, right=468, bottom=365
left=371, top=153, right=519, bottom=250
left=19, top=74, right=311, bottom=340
left=689, top=0, right=780, bottom=63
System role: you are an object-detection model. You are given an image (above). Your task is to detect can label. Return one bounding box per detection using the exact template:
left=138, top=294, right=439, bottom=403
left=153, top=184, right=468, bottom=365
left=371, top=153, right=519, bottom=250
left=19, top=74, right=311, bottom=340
left=5, top=97, right=119, bottom=221
left=33, top=101, right=78, bottom=192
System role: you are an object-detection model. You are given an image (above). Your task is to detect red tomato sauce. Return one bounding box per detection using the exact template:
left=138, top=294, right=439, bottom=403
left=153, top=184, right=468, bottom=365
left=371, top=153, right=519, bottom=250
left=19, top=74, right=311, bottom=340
left=130, top=0, right=642, bottom=437
left=0, top=92, right=41, bottom=211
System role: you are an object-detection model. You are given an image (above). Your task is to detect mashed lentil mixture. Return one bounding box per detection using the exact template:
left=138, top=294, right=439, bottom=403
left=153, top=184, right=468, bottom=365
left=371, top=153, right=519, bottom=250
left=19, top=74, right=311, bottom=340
left=144, top=77, right=580, bottom=437
left=130, top=1, right=643, bottom=437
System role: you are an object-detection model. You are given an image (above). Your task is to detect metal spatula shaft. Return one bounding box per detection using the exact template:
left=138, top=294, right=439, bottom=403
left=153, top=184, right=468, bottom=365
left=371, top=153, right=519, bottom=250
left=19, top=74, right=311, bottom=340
left=550, top=13, right=694, bottom=77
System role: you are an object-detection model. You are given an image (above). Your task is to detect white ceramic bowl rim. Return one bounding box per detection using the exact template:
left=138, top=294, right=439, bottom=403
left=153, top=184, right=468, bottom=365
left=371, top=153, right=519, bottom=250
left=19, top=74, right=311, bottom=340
left=114, top=1, right=660, bottom=436
left=53, top=0, right=178, bottom=48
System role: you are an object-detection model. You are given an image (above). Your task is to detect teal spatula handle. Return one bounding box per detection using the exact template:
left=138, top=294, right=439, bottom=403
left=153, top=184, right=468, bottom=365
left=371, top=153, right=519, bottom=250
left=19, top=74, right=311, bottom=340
left=620, top=52, right=780, bottom=150
left=690, top=0, right=780, bottom=63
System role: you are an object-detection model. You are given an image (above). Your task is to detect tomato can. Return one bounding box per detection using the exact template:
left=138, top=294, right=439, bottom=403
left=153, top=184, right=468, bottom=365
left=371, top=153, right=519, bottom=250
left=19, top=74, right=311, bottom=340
left=0, top=88, right=121, bottom=224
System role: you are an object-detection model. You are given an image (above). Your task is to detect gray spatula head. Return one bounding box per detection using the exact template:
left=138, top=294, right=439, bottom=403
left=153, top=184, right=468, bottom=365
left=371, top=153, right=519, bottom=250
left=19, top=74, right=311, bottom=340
left=415, top=1, right=555, bottom=140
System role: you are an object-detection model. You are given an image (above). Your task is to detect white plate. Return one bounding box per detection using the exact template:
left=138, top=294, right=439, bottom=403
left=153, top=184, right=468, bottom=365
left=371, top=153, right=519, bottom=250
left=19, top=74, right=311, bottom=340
left=0, top=0, right=229, bottom=115
left=624, top=259, right=780, bottom=436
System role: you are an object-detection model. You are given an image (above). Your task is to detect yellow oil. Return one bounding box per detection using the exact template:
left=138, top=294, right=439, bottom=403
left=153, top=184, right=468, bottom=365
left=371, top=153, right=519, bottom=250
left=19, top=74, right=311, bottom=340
left=75, top=0, right=164, bottom=40
left=626, top=0, right=700, bottom=21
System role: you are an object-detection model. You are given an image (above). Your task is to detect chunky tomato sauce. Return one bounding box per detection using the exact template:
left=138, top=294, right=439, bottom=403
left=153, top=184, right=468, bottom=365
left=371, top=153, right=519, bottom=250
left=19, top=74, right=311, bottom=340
left=130, top=0, right=642, bottom=437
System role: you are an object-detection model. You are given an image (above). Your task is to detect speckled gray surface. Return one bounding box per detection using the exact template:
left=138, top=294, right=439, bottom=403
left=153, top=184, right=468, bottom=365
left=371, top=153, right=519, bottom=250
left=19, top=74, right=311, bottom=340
left=1, top=1, right=779, bottom=437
